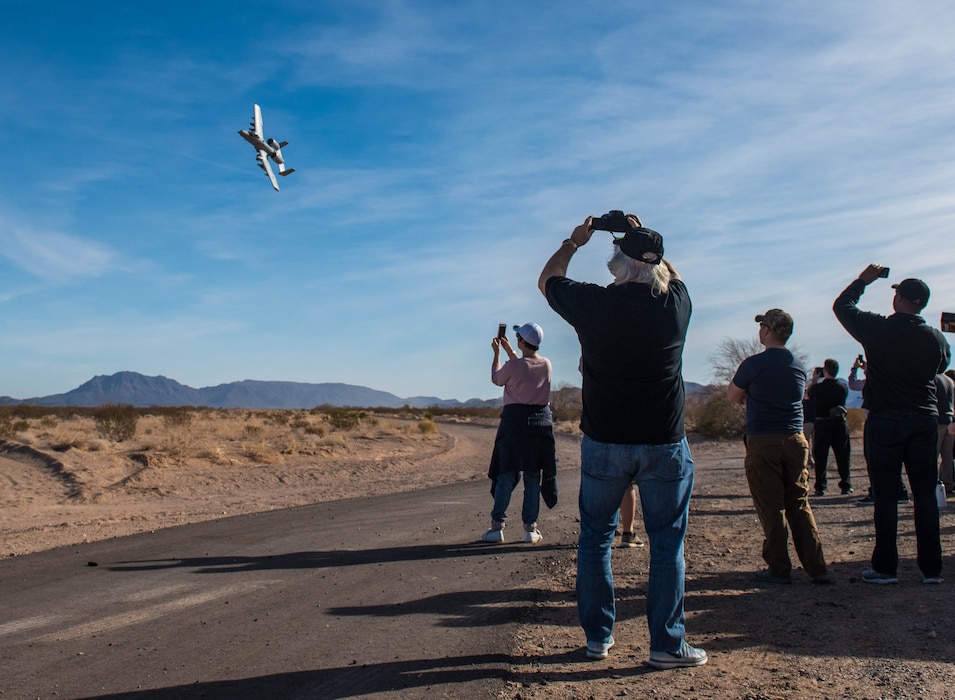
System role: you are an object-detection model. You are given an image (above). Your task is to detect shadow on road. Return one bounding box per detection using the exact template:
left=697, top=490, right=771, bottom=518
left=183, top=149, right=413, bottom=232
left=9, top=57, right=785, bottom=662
left=75, top=653, right=514, bottom=699
left=105, top=541, right=571, bottom=574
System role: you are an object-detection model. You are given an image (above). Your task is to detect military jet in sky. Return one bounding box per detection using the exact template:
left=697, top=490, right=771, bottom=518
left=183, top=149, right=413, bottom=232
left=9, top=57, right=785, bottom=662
left=238, top=103, right=295, bottom=191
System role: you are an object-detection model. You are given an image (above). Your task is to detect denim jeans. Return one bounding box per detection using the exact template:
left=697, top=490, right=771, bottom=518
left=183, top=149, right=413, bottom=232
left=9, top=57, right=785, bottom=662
left=577, top=435, right=694, bottom=653
left=491, top=470, right=541, bottom=526
left=865, top=411, right=941, bottom=578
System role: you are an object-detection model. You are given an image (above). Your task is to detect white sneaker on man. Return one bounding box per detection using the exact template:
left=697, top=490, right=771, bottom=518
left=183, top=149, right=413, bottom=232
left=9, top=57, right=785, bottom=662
left=647, top=641, right=708, bottom=669
left=586, top=636, right=614, bottom=659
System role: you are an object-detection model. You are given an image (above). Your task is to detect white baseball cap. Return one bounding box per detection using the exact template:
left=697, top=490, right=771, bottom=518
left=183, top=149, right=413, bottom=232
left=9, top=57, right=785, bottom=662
left=513, top=322, right=543, bottom=347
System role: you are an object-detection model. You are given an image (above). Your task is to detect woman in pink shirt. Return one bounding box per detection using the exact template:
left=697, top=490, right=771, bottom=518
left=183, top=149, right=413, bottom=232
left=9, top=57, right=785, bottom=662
left=482, top=322, right=557, bottom=543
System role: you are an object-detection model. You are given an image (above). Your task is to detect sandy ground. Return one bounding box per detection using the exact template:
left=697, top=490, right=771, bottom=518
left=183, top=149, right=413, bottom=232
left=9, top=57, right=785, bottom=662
left=2, top=419, right=954, bottom=699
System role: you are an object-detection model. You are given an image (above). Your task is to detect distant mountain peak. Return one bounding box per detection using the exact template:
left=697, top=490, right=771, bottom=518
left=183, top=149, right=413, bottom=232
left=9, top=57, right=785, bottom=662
left=1, top=371, right=501, bottom=410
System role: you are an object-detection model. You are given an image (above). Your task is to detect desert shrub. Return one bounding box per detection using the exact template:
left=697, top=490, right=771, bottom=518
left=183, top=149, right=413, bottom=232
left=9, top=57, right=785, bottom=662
left=418, top=419, right=439, bottom=434
left=846, top=407, right=866, bottom=435
left=304, top=423, right=327, bottom=437
left=687, top=390, right=744, bottom=439
left=550, top=383, right=582, bottom=423
left=266, top=411, right=290, bottom=426
left=243, top=424, right=263, bottom=437
left=327, top=410, right=365, bottom=431
left=93, top=404, right=139, bottom=442
left=162, top=408, right=194, bottom=429
left=0, top=412, right=10, bottom=438
left=290, top=416, right=311, bottom=430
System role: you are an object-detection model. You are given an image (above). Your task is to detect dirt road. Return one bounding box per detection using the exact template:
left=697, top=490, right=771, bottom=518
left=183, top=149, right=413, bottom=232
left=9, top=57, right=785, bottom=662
left=1, top=423, right=954, bottom=699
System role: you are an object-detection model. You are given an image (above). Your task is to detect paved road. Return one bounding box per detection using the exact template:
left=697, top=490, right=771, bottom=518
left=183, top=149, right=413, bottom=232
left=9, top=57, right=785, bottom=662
left=0, top=435, right=585, bottom=699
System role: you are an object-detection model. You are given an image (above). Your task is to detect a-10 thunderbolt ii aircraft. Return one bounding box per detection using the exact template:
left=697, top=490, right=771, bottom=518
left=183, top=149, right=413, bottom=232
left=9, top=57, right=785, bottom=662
left=238, top=103, right=295, bottom=191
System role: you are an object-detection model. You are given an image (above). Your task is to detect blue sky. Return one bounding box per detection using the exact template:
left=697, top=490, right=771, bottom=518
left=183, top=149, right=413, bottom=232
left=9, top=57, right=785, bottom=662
left=1, top=1, right=953, bottom=402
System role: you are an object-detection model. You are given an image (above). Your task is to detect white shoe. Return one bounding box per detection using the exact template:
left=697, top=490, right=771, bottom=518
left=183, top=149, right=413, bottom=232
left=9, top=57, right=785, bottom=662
left=586, top=636, right=614, bottom=659
left=647, top=641, right=708, bottom=669
left=481, top=528, right=504, bottom=543
left=524, top=528, right=542, bottom=543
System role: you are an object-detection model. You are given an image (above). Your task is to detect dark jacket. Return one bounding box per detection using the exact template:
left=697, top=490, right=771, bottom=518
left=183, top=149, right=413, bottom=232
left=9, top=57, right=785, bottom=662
left=487, top=404, right=558, bottom=508
left=833, top=278, right=950, bottom=415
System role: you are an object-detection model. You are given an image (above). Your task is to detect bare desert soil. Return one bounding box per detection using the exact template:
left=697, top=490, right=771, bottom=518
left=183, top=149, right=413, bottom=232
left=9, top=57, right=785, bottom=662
left=1, top=412, right=954, bottom=699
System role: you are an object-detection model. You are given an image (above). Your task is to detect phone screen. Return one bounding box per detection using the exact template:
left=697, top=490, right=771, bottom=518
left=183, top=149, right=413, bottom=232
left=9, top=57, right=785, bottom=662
left=941, top=312, right=955, bottom=333
left=497, top=323, right=507, bottom=338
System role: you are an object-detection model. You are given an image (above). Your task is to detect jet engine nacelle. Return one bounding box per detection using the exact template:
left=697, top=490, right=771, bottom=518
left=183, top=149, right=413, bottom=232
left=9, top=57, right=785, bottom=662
left=266, top=138, right=285, bottom=164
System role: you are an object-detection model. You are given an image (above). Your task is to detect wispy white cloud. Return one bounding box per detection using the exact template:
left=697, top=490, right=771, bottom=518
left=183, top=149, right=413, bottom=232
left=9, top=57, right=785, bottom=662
left=0, top=225, right=122, bottom=282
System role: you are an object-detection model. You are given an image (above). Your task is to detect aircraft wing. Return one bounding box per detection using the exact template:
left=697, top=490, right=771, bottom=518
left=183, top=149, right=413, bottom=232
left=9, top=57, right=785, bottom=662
left=257, top=150, right=279, bottom=191
left=253, top=103, right=264, bottom=139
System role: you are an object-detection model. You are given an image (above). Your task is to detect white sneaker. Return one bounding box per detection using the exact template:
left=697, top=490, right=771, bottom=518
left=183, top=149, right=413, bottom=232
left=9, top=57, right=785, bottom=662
left=481, top=527, right=504, bottom=543
left=586, top=636, right=614, bottom=659
left=647, top=641, right=708, bottom=669
left=524, top=528, right=542, bottom=543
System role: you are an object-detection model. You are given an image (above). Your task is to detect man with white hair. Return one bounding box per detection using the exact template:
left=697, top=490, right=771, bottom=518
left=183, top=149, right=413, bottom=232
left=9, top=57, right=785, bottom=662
left=539, top=213, right=706, bottom=670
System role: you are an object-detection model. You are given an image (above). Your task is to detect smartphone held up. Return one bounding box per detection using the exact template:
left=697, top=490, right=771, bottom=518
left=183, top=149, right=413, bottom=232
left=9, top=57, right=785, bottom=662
left=497, top=323, right=507, bottom=339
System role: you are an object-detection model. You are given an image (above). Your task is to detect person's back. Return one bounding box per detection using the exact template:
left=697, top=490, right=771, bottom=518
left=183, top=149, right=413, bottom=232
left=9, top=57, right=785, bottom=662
left=546, top=276, right=690, bottom=443
left=728, top=309, right=831, bottom=585
left=832, top=268, right=950, bottom=584
left=809, top=377, right=849, bottom=419
left=834, top=280, right=947, bottom=414
left=807, top=360, right=852, bottom=495
left=492, top=354, right=552, bottom=406
left=734, top=347, right=805, bottom=435
left=538, top=213, right=706, bottom=670
left=935, top=372, right=955, bottom=493
left=483, top=322, right=556, bottom=545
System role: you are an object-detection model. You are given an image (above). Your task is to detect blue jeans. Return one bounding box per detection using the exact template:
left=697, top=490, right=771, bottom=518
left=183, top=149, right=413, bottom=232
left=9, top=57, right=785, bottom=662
left=491, top=470, right=541, bottom=526
left=577, top=435, right=694, bottom=653
left=865, top=411, right=942, bottom=577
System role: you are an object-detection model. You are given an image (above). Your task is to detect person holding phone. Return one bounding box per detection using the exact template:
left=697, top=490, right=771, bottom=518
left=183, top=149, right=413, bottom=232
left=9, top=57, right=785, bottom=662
left=482, top=322, right=557, bottom=544
left=833, top=267, right=950, bottom=585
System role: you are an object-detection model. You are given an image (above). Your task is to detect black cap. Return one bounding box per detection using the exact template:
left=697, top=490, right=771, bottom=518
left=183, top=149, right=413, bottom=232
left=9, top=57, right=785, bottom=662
left=612, top=227, right=664, bottom=265
left=892, top=278, right=930, bottom=309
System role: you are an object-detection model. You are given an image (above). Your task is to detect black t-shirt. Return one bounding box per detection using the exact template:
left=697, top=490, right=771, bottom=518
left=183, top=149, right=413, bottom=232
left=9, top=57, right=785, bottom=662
left=808, top=378, right=849, bottom=420
left=545, top=275, right=691, bottom=444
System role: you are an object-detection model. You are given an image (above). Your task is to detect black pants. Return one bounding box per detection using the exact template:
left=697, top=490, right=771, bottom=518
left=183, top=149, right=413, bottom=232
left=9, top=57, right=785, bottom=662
left=813, top=418, right=851, bottom=492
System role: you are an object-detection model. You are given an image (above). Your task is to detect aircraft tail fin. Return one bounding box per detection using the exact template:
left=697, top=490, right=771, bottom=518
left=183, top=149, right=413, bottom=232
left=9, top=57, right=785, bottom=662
left=280, top=168, right=295, bottom=177
left=278, top=141, right=289, bottom=148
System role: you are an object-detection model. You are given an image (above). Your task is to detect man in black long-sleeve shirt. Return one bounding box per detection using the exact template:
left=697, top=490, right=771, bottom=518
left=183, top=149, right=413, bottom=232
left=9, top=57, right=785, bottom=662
left=833, top=265, right=950, bottom=585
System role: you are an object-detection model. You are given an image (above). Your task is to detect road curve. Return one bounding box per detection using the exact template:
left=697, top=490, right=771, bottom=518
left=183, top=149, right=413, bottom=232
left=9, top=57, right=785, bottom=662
left=0, top=424, right=585, bottom=699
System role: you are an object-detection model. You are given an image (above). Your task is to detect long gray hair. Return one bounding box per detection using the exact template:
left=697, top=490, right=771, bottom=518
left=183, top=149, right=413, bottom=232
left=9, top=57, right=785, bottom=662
left=607, top=247, right=671, bottom=296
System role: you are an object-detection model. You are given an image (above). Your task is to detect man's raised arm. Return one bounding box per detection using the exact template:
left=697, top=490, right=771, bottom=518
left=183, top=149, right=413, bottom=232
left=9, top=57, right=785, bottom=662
left=538, top=217, right=594, bottom=295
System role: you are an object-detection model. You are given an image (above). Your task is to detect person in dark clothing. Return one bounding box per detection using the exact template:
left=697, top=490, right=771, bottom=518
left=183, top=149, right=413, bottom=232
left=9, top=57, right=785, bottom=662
left=850, top=356, right=909, bottom=506
left=539, top=213, right=706, bottom=669
left=833, top=267, right=951, bottom=585
left=808, top=358, right=852, bottom=495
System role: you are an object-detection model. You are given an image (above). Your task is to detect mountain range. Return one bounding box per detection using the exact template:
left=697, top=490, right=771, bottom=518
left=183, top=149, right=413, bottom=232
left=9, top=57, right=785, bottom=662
left=0, top=372, right=501, bottom=409
left=0, top=371, right=708, bottom=410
